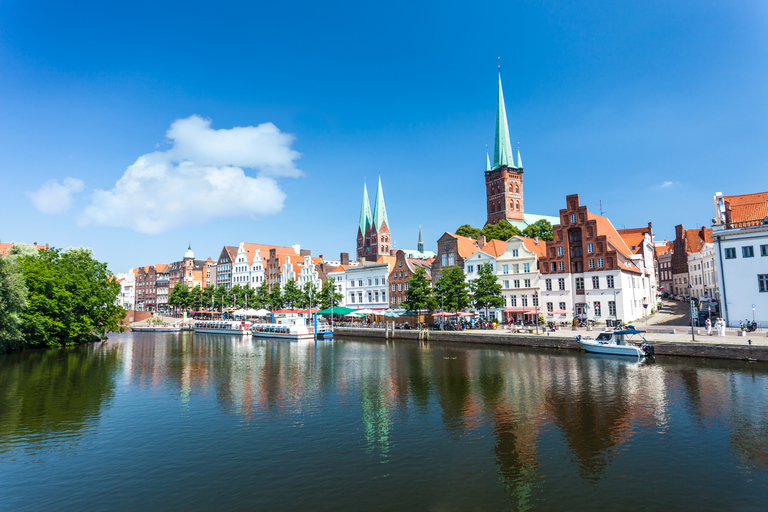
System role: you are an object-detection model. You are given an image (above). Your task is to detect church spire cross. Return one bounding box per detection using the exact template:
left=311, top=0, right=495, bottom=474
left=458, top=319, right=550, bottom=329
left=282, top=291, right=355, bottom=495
left=359, top=181, right=373, bottom=235
left=372, top=175, right=389, bottom=230
left=493, top=73, right=515, bottom=170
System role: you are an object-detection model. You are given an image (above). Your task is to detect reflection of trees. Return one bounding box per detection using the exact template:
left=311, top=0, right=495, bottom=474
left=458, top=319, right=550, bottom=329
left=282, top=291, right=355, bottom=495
left=0, top=343, right=120, bottom=451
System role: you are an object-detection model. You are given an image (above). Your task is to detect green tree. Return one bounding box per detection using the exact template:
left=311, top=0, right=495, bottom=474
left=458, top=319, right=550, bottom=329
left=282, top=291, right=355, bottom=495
left=434, top=266, right=469, bottom=312
left=202, top=285, right=215, bottom=309
left=522, top=219, right=554, bottom=241
left=213, top=285, right=229, bottom=310
left=269, top=282, right=284, bottom=310
left=17, top=247, right=124, bottom=347
left=189, top=285, right=204, bottom=310
left=456, top=224, right=482, bottom=239
left=402, top=268, right=436, bottom=313
left=169, top=283, right=190, bottom=309
left=282, top=279, right=303, bottom=309
left=482, top=219, right=522, bottom=242
left=254, top=280, right=270, bottom=309
left=470, top=263, right=504, bottom=320
left=299, top=281, right=317, bottom=310
left=318, top=278, right=343, bottom=310
left=241, top=283, right=256, bottom=308
left=0, top=249, right=29, bottom=353
left=230, top=284, right=244, bottom=308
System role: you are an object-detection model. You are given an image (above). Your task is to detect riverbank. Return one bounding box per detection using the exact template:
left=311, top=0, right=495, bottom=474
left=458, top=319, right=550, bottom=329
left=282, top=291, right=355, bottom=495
left=335, top=326, right=768, bottom=362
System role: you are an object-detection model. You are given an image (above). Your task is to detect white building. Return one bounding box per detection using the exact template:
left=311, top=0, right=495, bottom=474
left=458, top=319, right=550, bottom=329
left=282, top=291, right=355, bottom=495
left=688, top=243, right=718, bottom=303
left=115, top=269, right=135, bottom=310
left=496, top=236, right=546, bottom=324
left=463, top=239, right=507, bottom=320
left=231, top=242, right=300, bottom=289
left=338, top=261, right=391, bottom=310
left=712, top=191, right=768, bottom=327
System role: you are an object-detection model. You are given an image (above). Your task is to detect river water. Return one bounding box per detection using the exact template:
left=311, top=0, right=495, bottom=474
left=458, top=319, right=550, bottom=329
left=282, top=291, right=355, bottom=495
left=1, top=332, right=766, bottom=511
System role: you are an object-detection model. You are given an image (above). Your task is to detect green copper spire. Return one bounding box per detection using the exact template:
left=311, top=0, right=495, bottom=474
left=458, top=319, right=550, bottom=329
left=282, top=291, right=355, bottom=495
left=485, top=151, right=491, bottom=172
left=359, top=182, right=373, bottom=234
left=418, top=225, right=424, bottom=253
left=516, top=148, right=523, bottom=169
left=372, top=175, right=389, bottom=230
left=493, top=74, right=515, bottom=170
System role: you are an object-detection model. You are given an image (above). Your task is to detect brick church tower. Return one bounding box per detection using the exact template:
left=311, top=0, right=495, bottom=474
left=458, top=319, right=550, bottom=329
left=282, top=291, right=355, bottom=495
left=485, top=74, right=525, bottom=226
left=356, top=177, right=391, bottom=262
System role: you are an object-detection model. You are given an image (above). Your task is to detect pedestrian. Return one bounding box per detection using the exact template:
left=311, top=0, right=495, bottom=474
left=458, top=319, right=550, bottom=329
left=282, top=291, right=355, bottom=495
left=705, top=317, right=711, bottom=336
left=718, top=318, right=725, bottom=336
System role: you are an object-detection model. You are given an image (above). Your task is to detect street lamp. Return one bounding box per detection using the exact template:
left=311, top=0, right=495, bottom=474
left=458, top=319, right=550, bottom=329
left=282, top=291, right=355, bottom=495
left=688, top=283, right=695, bottom=341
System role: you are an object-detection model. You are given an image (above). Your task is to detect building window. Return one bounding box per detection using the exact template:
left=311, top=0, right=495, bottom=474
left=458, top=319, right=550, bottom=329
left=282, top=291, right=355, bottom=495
left=545, top=279, right=552, bottom=291
left=592, top=276, right=599, bottom=289
left=512, top=249, right=519, bottom=257
left=575, top=278, right=584, bottom=290
left=504, top=280, right=509, bottom=288
left=725, top=248, right=736, bottom=259
left=513, top=264, right=519, bottom=273
left=448, top=253, right=455, bottom=266
left=557, top=247, right=564, bottom=256
left=551, top=262, right=556, bottom=272
left=502, top=264, right=509, bottom=273
left=571, top=214, right=577, bottom=224
left=594, top=302, right=601, bottom=316
left=743, top=246, right=755, bottom=258
left=588, top=259, right=595, bottom=269
left=559, top=262, right=565, bottom=271
left=467, top=265, right=474, bottom=273
left=558, top=278, right=565, bottom=290
left=382, top=292, right=386, bottom=301
left=510, top=296, right=517, bottom=306
left=521, top=295, right=528, bottom=307
left=350, top=293, right=355, bottom=303
left=759, top=275, right=768, bottom=293
left=608, top=301, right=616, bottom=316
left=392, top=284, right=396, bottom=291
left=547, top=302, right=554, bottom=312
left=442, top=254, right=447, bottom=266
left=598, top=258, right=604, bottom=268
left=587, top=243, right=594, bottom=253
left=607, top=275, right=615, bottom=288
left=523, top=263, right=530, bottom=273
left=761, top=245, right=768, bottom=257
left=514, top=280, right=520, bottom=288
left=524, top=279, right=531, bottom=287
left=359, top=280, right=363, bottom=287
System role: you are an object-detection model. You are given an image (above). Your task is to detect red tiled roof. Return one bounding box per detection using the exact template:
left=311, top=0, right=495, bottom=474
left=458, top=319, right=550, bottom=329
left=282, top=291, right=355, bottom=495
left=685, top=228, right=712, bottom=254
left=518, top=236, right=547, bottom=258
left=242, top=243, right=297, bottom=266
left=482, top=239, right=508, bottom=258
left=616, top=229, right=647, bottom=254
left=0, top=242, right=48, bottom=256
left=444, top=233, right=480, bottom=259
left=724, top=191, right=768, bottom=223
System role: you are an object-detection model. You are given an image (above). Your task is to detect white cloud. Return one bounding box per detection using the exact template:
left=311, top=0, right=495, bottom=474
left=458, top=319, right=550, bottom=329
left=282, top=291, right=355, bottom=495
left=26, top=177, right=85, bottom=214
left=76, top=115, right=302, bottom=234
left=656, top=181, right=679, bottom=189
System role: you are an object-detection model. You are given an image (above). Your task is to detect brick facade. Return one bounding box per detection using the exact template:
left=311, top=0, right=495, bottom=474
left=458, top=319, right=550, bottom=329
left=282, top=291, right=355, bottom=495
left=485, top=166, right=524, bottom=225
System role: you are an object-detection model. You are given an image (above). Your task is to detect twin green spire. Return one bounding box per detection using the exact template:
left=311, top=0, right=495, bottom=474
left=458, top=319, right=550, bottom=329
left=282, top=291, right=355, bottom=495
left=490, top=74, right=523, bottom=171
left=359, top=177, right=389, bottom=234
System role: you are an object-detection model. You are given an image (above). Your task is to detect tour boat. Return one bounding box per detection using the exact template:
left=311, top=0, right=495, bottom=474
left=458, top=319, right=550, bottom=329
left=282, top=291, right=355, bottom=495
left=131, top=324, right=182, bottom=332
left=576, top=329, right=655, bottom=358
left=251, top=317, right=315, bottom=340
left=193, top=320, right=252, bottom=336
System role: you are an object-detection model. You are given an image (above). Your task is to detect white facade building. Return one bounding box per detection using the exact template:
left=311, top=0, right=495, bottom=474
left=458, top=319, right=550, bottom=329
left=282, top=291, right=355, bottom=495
left=115, top=270, right=135, bottom=310
left=231, top=242, right=301, bottom=289
left=463, top=239, right=506, bottom=320
left=339, top=263, right=391, bottom=310
left=496, top=236, right=545, bottom=323
left=712, top=191, right=768, bottom=327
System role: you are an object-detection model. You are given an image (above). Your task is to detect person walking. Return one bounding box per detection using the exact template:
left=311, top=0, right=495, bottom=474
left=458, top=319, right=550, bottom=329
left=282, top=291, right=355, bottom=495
left=705, top=317, right=712, bottom=336
left=718, top=318, right=726, bottom=337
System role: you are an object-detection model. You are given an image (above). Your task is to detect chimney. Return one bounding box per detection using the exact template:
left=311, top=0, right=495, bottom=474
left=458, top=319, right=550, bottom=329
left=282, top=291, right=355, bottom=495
left=341, top=252, right=349, bottom=265
left=478, top=235, right=486, bottom=248
left=300, top=249, right=311, bottom=257
left=534, top=236, right=539, bottom=245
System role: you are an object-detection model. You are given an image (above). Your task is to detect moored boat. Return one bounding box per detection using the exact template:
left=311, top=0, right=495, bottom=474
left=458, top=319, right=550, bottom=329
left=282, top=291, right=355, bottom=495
left=131, top=324, right=182, bottom=332
left=576, top=329, right=654, bottom=358
left=193, top=320, right=252, bottom=336
left=251, top=316, right=315, bottom=340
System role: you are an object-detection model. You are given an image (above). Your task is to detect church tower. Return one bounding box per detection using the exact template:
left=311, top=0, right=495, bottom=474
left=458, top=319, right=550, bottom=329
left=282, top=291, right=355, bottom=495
left=485, top=74, right=524, bottom=226
left=356, top=177, right=391, bottom=261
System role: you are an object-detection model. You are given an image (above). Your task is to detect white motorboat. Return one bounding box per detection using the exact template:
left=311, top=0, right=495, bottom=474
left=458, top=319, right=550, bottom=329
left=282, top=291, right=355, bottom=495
left=131, top=325, right=182, bottom=332
left=193, top=320, right=252, bottom=336
left=251, top=316, right=315, bottom=340
left=576, top=329, right=654, bottom=358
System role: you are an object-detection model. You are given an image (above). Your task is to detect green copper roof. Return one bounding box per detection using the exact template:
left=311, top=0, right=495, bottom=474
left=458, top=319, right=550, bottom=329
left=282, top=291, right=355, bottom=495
left=493, top=74, right=515, bottom=170
left=516, top=148, right=523, bottom=169
left=418, top=226, right=424, bottom=252
left=359, top=182, right=373, bottom=234
left=184, top=244, right=194, bottom=259
left=372, top=176, right=389, bottom=230
left=485, top=151, right=491, bottom=172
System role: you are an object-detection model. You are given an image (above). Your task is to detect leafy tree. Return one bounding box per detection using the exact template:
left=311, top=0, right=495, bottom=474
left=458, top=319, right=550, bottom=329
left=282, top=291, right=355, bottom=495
left=402, top=267, right=436, bottom=313
left=202, top=285, right=215, bottom=309
left=17, top=247, right=123, bottom=347
left=189, top=285, right=204, bottom=310
left=230, top=284, right=244, bottom=307
left=0, top=249, right=29, bottom=352
left=241, top=283, right=256, bottom=308
left=470, top=263, right=504, bottom=320
left=282, top=279, right=303, bottom=309
left=522, top=219, right=554, bottom=241
left=254, top=280, right=270, bottom=310
left=213, top=285, right=229, bottom=310
left=318, top=278, right=343, bottom=310
left=482, top=219, right=522, bottom=242
left=434, top=266, right=469, bottom=312
left=269, top=282, right=284, bottom=310
left=299, top=281, right=317, bottom=310
left=169, top=283, right=190, bottom=309
left=456, top=224, right=482, bottom=239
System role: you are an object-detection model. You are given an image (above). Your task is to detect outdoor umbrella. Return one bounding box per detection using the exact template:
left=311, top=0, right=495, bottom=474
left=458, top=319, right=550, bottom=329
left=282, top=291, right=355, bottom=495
left=317, top=306, right=357, bottom=316
left=354, top=309, right=377, bottom=315
left=382, top=309, right=400, bottom=318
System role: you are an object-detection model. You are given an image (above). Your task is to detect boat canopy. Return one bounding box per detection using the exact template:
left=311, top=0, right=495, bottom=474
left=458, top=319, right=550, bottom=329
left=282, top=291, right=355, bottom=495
left=615, top=329, right=646, bottom=335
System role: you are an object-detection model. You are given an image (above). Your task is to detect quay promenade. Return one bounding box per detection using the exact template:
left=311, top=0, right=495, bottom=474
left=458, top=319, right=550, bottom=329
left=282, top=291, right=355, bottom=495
left=335, top=325, right=768, bottom=362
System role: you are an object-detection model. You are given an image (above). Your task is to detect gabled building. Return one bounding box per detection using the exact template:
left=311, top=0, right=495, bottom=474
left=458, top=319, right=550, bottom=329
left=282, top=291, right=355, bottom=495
left=356, top=177, right=392, bottom=262
left=712, top=190, right=768, bottom=327
left=539, top=194, right=654, bottom=324
left=216, top=245, right=239, bottom=290
left=155, top=264, right=170, bottom=311
left=463, top=238, right=507, bottom=319
left=431, top=232, right=481, bottom=283
left=114, top=269, right=136, bottom=311
left=496, top=236, right=546, bottom=323
left=231, top=242, right=299, bottom=289
left=655, top=242, right=674, bottom=297
left=671, top=225, right=713, bottom=297
left=169, top=246, right=214, bottom=291
left=388, top=249, right=434, bottom=308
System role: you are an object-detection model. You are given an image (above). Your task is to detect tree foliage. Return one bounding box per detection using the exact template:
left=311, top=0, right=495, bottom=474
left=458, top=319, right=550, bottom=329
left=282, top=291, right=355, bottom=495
left=455, top=220, right=523, bottom=242
left=402, top=267, right=436, bottom=312
left=282, top=279, right=303, bottom=309
left=456, top=224, right=482, bottom=239
left=269, top=282, right=284, bottom=310
left=254, top=280, right=270, bottom=309
left=318, top=278, right=343, bottom=310
left=522, top=219, right=554, bottom=241
left=470, top=263, right=504, bottom=316
left=0, top=250, right=29, bottom=353
left=435, top=266, right=469, bottom=312
left=16, top=247, right=123, bottom=348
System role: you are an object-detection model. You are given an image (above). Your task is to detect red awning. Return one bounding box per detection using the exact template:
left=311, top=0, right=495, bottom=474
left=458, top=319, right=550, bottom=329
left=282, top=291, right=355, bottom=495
left=548, top=309, right=572, bottom=315
left=504, top=308, right=537, bottom=314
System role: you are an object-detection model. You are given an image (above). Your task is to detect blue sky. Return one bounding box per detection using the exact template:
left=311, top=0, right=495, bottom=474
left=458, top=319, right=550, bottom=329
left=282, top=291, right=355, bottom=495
left=1, top=1, right=767, bottom=272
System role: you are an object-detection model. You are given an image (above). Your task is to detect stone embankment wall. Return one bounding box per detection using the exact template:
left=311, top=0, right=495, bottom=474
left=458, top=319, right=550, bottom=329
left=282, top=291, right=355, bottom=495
left=335, top=328, right=768, bottom=362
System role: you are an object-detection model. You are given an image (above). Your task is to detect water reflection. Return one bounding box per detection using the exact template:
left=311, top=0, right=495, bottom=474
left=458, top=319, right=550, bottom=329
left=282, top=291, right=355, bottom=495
left=2, top=333, right=767, bottom=509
